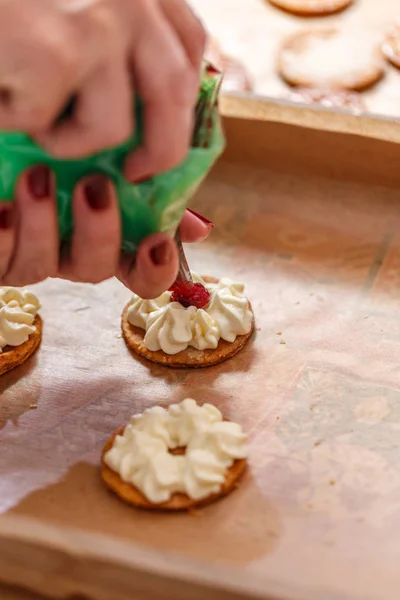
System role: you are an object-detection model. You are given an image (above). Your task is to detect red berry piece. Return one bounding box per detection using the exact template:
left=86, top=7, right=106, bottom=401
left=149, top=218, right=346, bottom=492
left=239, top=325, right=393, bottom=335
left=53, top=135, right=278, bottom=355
left=170, top=281, right=211, bottom=309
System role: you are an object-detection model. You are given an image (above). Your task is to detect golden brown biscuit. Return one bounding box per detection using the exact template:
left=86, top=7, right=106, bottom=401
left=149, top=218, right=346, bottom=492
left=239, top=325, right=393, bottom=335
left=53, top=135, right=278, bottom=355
left=0, top=315, right=42, bottom=376
left=288, top=87, right=366, bottom=112
left=268, top=0, right=354, bottom=16
left=101, top=425, right=247, bottom=511
left=382, top=24, right=400, bottom=69
left=121, top=276, right=254, bottom=368
left=278, top=28, right=385, bottom=91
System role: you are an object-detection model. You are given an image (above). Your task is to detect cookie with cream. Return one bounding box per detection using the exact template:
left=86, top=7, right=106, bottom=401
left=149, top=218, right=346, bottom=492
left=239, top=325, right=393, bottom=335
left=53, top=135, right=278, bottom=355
left=121, top=275, right=254, bottom=368
left=0, top=287, right=42, bottom=376
left=101, top=398, right=247, bottom=510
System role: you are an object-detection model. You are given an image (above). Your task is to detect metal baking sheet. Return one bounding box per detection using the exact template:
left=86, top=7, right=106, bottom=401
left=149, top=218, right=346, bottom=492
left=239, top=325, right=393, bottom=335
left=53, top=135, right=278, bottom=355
left=191, top=0, right=400, bottom=119
left=1, top=113, right=400, bottom=600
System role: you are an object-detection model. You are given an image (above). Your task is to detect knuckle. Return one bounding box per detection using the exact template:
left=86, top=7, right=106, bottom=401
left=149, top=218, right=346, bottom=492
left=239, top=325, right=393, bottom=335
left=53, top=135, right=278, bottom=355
left=191, top=18, right=207, bottom=57
left=164, top=63, right=197, bottom=105
left=95, top=122, right=132, bottom=151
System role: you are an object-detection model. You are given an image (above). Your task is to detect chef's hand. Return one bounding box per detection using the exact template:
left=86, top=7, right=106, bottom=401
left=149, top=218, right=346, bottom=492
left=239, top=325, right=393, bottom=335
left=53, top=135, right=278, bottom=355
left=0, top=0, right=208, bottom=298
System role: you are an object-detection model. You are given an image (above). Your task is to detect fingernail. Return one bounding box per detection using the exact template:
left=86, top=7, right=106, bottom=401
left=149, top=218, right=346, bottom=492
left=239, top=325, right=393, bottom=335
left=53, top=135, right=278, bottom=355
left=150, top=240, right=172, bottom=266
left=27, top=165, right=51, bottom=200
left=84, top=176, right=110, bottom=210
left=187, top=208, right=214, bottom=227
left=0, top=205, right=15, bottom=229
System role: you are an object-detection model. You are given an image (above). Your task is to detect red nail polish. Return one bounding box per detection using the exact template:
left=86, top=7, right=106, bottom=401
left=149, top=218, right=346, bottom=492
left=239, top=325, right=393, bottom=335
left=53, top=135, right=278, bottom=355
left=150, top=241, right=172, bottom=266
left=187, top=209, right=214, bottom=227
left=0, top=205, right=15, bottom=229
left=27, top=166, right=51, bottom=200
left=84, top=176, right=110, bottom=210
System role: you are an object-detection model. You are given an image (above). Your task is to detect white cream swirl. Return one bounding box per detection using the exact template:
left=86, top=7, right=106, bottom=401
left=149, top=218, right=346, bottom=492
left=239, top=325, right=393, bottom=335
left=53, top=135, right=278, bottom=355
left=126, top=274, right=252, bottom=355
left=0, top=287, right=40, bottom=352
left=104, top=398, right=248, bottom=504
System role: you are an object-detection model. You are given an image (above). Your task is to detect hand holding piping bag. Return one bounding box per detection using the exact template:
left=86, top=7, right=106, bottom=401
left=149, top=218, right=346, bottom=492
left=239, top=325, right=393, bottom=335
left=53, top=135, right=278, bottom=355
left=0, top=0, right=216, bottom=298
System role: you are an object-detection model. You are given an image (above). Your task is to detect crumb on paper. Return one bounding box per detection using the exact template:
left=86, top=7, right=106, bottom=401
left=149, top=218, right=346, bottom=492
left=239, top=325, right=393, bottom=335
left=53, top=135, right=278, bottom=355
left=276, top=332, right=282, bottom=336
left=276, top=416, right=280, bottom=420
left=279, top=340, right=286, bottom=345
left=29, top=403, right=38, bottom=410
left=314, top=440, right=322, bottom=447
left=329, top=479, right=336, bottom=486
left=295, top=301, right=300, bottom=305
left=116, top=334, right=123, bottom=339
left=307, top=503, right=314, bottom=510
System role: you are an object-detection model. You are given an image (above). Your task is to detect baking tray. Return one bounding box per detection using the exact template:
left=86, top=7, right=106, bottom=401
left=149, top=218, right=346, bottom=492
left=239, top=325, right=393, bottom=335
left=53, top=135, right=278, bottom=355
left=2, top=98, right=400, bottom=600
left=191, top=0, right=400, bottom=120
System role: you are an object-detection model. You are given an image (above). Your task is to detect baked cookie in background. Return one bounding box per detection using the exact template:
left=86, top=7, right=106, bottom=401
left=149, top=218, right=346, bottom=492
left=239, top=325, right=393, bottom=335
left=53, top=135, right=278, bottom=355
left=382, top=22, right=400, bottom=69
left=205, top=38, right=253, bottom=93
left=121, top=274, right=254, bottom=368
left=267, top=0, right=355, bottom=17
left=278, top=28, right=386, bottom=91
left=0, top=287, right=42, bottom=376
left=102, top=399, right=248, bottom=511
left=287, top=87, right=366, bottom=113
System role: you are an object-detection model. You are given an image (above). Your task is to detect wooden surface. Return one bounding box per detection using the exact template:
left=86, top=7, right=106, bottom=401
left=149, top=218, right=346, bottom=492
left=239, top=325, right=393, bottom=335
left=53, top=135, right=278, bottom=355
left=2, top=110, right=400, bottom=599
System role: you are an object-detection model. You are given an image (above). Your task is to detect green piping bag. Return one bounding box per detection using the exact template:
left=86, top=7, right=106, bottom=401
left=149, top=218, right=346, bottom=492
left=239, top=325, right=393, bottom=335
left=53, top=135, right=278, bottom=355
left=0, top=62, right=225, bottom=253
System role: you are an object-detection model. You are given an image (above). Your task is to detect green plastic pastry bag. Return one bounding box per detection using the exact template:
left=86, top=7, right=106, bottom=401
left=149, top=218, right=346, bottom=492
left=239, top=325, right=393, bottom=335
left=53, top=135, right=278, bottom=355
left=0, top=62, right=225, bottom=252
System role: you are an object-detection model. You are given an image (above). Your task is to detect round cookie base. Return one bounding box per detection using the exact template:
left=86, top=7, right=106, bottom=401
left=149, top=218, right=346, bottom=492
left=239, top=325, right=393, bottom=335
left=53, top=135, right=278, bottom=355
left=278, top=29, right=385, bottom=91
left=101, top=426, right=247, bottom=511
left=0, top=315, right=42, bottom=376
left=382, top=33, right=400, bottom=69
left=121, top=276, right=255, bottom=368
left=268, top=0, right=354, bottom=16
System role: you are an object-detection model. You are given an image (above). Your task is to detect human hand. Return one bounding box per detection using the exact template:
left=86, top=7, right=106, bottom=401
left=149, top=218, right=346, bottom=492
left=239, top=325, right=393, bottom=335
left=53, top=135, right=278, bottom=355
left=0, top=169, right=213, bottom=298
left=0, top=0, right=208, bottom=296
left=0, top=0, right=206, bottom=176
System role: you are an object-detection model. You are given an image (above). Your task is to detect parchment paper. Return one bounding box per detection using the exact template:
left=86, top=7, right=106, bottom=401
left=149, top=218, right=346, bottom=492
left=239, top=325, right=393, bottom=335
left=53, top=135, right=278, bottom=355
left=190, top=0, right=400, bottom=119
left=2, top=148, right=400, bottom=600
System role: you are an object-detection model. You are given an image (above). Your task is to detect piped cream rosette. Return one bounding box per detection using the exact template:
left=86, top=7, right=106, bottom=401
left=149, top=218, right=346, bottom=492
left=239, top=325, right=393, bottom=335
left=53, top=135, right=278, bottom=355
left=121, top=274, right=254, bottom=368
left=0, top=287, right=42, bottom=375
left=102, top=399, right=248, bottom=510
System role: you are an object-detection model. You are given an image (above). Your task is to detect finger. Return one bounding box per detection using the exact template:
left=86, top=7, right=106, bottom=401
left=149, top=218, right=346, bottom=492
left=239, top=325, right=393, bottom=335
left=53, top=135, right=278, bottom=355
left=35, top=53, right=132, bottom=158
left=118, top=233, right=178, bottom=299
left=3, top=166, right=59, bottom=286
left=0, top=202, right=17, bottom=282
left=158, top=0, right=206, bottom=73
left=0, top=4, right=80, bottom=132
left=59, top=175, right=120, bottom=283
left=125, top=3, right=199, bottom=182
left=179, top=209, right=214, bottom=243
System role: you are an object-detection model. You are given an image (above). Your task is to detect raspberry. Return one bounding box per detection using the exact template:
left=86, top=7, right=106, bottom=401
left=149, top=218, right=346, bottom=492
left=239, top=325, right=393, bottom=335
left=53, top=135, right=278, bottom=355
left=170, top=282, right=211, bottom=309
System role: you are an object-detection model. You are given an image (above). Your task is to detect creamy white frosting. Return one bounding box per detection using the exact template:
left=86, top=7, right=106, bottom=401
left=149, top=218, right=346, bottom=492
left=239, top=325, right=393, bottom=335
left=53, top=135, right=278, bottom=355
left=127, top=274, right=252, bottom=355
left=104, top=398, right=247, bottom=503
left=0, top=287, right=40, bottom=352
